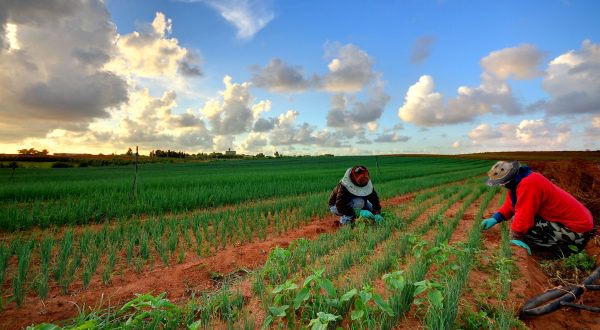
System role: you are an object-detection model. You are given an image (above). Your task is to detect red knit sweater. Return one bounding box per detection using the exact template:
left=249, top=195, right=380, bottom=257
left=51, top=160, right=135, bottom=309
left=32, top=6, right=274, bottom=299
left=497, top=172, right=593, bottom=234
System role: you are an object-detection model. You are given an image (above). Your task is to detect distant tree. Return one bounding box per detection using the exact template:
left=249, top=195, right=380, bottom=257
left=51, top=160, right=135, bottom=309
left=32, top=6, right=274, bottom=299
left=274, top=151, right=280, bottom=158
left=126, top=147, right=133, bottom=156
left=152, top=149, right=190, bottom=158
left=18, top=148, right=48, bottom=155
left=255, top=152, right=265, bottom=158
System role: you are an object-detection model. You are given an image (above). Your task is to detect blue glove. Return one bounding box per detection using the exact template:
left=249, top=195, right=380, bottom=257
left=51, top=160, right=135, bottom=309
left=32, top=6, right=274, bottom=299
left=359, top=210, right=374, bottom=219
left=480, top=218, right=498, bottom=230
left=374, top=214, right=384, bottom=223
left=339, top=215, right=353, bottom=225
left=511, top=240, right=532, bottom=255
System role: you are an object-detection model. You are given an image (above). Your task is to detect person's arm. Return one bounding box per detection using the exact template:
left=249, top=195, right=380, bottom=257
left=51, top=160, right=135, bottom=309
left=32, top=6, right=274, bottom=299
left=481, top=190, right=512, bottom=230
left=335, top=186, right=355, bottom=218
left=511, top=184, right=542, bottom=239
left=328, top=185, right=338, bottom=206
left=368, top=189, right=382, bottom=214
left=496, top=190, right=514, bottom=221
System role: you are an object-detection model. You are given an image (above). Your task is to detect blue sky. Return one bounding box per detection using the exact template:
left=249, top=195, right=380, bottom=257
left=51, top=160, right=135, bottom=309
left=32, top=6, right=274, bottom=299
left=1, top=0, right=599, bottom=155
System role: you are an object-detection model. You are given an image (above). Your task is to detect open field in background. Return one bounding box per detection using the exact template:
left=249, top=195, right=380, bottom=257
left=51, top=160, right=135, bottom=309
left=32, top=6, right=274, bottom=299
left=0, top=155, right=598, bottom=329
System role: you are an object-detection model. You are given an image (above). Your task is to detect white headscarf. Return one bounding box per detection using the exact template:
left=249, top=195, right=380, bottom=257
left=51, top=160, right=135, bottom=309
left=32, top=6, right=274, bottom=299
left=340, top=167, right=373, bottom=196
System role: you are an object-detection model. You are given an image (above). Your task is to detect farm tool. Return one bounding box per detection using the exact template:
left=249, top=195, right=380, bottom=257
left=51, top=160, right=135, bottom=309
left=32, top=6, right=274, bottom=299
left=519, top=266, right=600, bottom=317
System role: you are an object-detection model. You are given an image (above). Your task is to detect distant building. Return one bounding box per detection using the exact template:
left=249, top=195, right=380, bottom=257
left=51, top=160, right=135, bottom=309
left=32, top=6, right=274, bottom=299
left=225, top=148, right=236, bottom=156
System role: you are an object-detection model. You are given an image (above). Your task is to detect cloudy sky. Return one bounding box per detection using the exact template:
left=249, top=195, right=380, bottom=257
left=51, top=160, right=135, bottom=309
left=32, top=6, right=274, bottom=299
left=1, top=0, right=599, bottom=155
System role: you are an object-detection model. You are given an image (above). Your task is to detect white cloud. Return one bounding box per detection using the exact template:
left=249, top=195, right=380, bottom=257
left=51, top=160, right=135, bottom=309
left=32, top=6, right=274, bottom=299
left=584, top=116, right=600, bottom=139
left=326, top=76, right=390, bottom=127
left=398, top=75, right=444, bottom=125
left=452, top=141, right=461, bottom=148
left=213, top=135, right=236, bottom=152
left=0, top=0, right=128, bottom=142
left=367, top=122, right=378, bottom=132
left=201, top=76, right=260, bottom=135
left=480, top=44, right=545, bottom=80
left=538, top=40, right=600, bottom=115
left=106, top=12, right=201, bottom=78
left=398, top=44, right=548, bottom=127
left=250, top=59, right=312, bottom=92
left=321, top=44, right=375, bottom=93
left=13, top=87, right=214, bottom=154
left=372, top=124, right=410, bottom=143
left=253, top=117, right=277, bottom=132
left=199, top=0, right=274, bottom=40
left=467, top=123, right=502, bottom=140
left=5, top=23, right=19, bottom=50
left=116, top=89, right=212, bottom=148
left=373, top=133, right=410, bottom=143
left=398, top=72, right=522, bottom=126
left=467, top=119, right=571, bottom=150
left=242, top=132, right=268, bottom=152
left=269, top=110, right=346, bottom=147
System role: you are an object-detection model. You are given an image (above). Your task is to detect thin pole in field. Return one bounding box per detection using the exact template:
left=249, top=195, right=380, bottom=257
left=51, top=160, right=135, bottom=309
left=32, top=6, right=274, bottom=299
left=131, top=146, right=138, bottom=199
left=376, top=156, right=381, bottom=180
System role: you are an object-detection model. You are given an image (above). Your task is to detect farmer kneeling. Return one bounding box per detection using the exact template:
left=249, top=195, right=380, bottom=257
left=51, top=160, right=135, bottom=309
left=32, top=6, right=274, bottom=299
left=482, top=161, right=594, bottom=257
left=328, top=165, right=383, bottom=225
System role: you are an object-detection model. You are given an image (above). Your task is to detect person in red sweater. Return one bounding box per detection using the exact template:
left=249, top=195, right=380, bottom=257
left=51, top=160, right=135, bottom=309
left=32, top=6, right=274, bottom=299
left=328, top=165, right=383, bottom=225
left=481, top=161, right=594, bottom=256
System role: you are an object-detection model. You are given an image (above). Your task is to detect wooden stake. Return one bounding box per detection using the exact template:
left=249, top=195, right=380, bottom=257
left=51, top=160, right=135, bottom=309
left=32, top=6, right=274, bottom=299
left=131, top=146, right=138, bottom=199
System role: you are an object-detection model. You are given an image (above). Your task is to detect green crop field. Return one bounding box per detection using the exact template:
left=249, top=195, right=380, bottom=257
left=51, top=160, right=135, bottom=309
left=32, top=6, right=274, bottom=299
left=0, top=156, right=536, bottom=329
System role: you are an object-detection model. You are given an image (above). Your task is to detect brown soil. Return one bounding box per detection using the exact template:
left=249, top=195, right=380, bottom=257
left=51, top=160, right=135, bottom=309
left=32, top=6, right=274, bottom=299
left=522, top=160, right=600, bottom=329
left=5, top=160, right=599, bottom=330
left=0, top=213, right=341, bottom=329
left=477, top=160, right=600, bottom=330
left=0, top=187, right=424, bottom=330
left=394, top=191, right=491, bottom=329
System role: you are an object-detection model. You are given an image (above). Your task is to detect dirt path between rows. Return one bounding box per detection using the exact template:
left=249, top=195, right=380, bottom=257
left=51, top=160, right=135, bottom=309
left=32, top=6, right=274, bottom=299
left=392, top=190, right=489, bottom=329
left=1, top=215, right=339, bottom=329
left=1, top=191, right=418, bottom=329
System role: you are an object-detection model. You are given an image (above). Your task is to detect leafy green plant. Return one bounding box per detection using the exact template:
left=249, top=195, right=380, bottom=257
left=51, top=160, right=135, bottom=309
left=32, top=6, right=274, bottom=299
left=307, top=312, right=341, bottom=330
left=564, top=246, right=596, bottom=272
left=350, top=285, right=394, bottom=327
left=263, top=279, right=298, bottom=329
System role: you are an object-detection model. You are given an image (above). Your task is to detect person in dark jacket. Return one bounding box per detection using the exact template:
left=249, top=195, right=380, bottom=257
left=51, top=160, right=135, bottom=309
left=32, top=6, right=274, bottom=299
left=328, top=165, right=383, bottom=225
left=481, top=160, right=595, bottom=257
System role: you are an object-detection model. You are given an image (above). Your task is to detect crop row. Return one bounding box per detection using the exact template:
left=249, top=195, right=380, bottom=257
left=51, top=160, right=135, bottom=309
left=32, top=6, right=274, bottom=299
left=244, top=179, right=488, bottom=329
left=1, top=157, right=492, bottom=230
left=23, top=172, right=504, bottom=329
left=0, top=165, right=489, bottom=309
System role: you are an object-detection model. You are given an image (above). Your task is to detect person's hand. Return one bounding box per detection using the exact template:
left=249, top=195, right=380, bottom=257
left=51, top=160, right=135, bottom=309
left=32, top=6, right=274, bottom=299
left=374, top=214, right=384, bottom=223
left=480, top=218, right=498, bottom=230
left=359, top=210, right=374, bottom=219
left=510, top=239, right=532, bottom=255
left=340, top=215, right=353, bottom=225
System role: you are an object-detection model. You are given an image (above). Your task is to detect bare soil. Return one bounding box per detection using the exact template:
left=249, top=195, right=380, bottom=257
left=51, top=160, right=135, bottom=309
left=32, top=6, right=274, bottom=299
left=3, top=160, right=599, bottom=329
